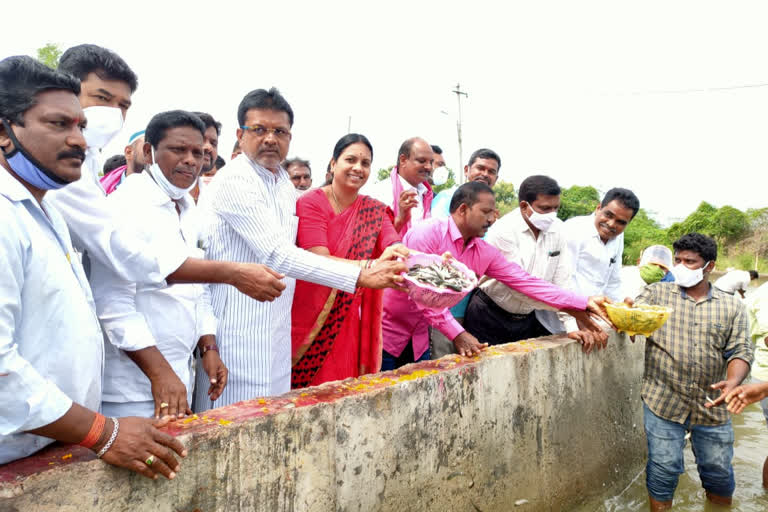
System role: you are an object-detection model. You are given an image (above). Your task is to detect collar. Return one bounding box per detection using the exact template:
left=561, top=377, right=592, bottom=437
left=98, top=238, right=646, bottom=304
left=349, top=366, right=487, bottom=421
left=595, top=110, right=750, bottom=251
left=245, top=154, right=290, bottom=185
left=513, top=208, right=536, bottom=235
left=0, top=166, right=36, bottom=203
left=675, top=282, right=717, bottom=301
left=397, top=172, right=428, bottom=195
left=138, top=172, right=193, bottom=210
left=446, top=215, right=478, bottom=250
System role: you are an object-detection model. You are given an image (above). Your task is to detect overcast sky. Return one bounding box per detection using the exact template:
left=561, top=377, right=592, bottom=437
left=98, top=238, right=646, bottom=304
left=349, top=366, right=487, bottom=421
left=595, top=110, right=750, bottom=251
left=4, top=0, right=767, bottom=225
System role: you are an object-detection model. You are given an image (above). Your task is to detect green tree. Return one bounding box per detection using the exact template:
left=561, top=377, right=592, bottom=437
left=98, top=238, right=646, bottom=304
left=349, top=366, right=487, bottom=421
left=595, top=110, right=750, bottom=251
left=377, top=165, right=394, bottom=182
left=557, top=185, right=600, bottom=221
left=622, top=208, right=669, bottom=264
left=36, top=43, right=62, bottom=69
left=494, top=181, right=517, bottom=216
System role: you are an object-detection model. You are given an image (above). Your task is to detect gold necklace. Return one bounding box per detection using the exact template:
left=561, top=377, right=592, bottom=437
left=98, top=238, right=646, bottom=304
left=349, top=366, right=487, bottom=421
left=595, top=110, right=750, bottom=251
left=330, top=184, right=344, bottom=213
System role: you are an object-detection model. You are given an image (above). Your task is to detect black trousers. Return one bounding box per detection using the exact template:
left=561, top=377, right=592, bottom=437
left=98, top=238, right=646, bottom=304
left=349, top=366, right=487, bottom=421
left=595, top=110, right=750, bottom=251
left=464, top=289, right=550, bottom=346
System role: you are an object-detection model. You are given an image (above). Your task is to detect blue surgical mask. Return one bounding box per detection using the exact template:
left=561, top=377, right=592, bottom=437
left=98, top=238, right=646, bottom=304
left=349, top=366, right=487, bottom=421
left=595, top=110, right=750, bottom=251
left=1, top=119, right=71, bottom=190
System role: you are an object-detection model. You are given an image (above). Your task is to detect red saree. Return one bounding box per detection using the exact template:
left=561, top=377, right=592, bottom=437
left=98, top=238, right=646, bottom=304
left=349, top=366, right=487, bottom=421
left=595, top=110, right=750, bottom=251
left=291, top=188, right=400, bottom=388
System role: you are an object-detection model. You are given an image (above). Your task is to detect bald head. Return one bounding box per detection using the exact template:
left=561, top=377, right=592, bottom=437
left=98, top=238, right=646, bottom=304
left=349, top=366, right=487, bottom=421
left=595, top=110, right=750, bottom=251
left=397, top=137, right=434, bottom=187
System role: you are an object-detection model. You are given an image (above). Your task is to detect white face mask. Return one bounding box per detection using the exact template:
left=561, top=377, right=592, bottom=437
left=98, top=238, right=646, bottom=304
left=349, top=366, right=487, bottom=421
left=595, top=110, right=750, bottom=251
left=526, top=207, right=558, bottom=232
left=147, top=147, right=197, bottom=200
left=671, top=260, right=710, bottom=288
left=82, top=106, right=124, bottom=150
left=432, top=166, right=449, bottom=186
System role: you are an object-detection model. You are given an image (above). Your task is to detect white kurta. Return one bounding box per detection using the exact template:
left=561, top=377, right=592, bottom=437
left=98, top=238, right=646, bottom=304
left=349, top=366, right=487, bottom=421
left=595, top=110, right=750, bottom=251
left=0, top=170, right=103, bottom=464
left=48, top=149, right=187, bottom=284
left=195, top=155, right=361, bottom=408
left=90, top=173, right=217, bottom=414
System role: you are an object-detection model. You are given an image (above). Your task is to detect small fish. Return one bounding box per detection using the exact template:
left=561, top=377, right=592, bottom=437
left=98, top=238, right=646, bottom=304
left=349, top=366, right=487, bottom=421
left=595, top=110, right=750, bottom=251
left=706, top=396, right=716, bottom=405
left=407, top=262, right=471, bottom=291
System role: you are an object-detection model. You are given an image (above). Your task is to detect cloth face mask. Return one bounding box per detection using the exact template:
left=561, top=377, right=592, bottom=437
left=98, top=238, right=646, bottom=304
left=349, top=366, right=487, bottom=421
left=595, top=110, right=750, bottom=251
left=432, top=166, right=449, bottom=186
left=1, top=118, right=71, bottom=190
left=147, top=147, right=197, bottom=200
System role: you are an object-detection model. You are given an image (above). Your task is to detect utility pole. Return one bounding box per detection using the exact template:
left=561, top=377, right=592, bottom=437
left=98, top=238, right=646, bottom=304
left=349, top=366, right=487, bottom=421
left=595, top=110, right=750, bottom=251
left=452, top=83, right=468, bottom=184
left=347, top=115, right=352, bottom=134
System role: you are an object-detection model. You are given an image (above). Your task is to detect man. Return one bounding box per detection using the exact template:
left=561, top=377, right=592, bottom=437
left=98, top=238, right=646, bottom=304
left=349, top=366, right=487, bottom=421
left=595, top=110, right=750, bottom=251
left=539, top=187, right=639, bottom=334
left=429, top=144, right=447, bottom=186
left=364, top=137, right=435, bottom=235
left=49, top=44, right=285, bottom=305
left=620, top=245, right=675, bottom=300
left=91, top=111, right=227, bottom=419
left=284, top=157, right=312, bottom=192
left=431, top=144, right=446, bottom=169
left=428, top=148, right=502, bottom=358
left=99, top=130, right=146, bottom=195
left=189, top=111, right=220, bottom=203
left=381, top=181, right=613, bottom=370
left=195, top=87, right=406, bottom=407
left=714, top=268, right=759, bottom=298
left=0, top=56, right=185, bottom=479
left=231, top=139, right=242, bottom=159
left=722, top=279, right=768, bottom=489
left=633, top=233, right=752, bottom=510
left=431, top=148, right=501, bottom=218
left=463, top=176, right=607, bottom=352
left=102, top=154, right=126, bottom=174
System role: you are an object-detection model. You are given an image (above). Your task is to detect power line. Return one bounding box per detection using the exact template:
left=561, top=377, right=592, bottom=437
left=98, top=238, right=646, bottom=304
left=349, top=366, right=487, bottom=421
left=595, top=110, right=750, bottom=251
left=630, top=82, right=768, bottom=96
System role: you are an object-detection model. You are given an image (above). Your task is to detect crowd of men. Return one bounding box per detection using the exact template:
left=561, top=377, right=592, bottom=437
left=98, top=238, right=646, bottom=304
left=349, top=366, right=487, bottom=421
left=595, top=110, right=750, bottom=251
left=0, top=44, right=762, bottom=511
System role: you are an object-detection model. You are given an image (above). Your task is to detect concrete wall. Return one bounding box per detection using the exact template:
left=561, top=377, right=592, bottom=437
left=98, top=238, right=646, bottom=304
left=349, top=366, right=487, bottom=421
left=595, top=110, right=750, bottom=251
left=0, top=332, right=645, bottom=512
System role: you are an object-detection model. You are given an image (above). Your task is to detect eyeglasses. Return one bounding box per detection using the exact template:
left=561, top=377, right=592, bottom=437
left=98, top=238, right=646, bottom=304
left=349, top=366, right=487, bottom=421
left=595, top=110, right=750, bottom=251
left=240, top=124, right=292, bottom=141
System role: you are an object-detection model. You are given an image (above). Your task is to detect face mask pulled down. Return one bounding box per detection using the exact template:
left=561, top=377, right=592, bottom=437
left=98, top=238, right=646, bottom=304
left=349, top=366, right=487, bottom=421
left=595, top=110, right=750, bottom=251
left=671, top=261, right=710, bottom=288
left=1, top=119, right=73, bottom=190
left=147, top=147, right=197, bottom=200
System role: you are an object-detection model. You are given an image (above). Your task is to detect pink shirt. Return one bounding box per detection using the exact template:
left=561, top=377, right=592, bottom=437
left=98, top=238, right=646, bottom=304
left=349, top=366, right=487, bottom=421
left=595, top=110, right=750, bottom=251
left=382, top=216, right=589, bottom=359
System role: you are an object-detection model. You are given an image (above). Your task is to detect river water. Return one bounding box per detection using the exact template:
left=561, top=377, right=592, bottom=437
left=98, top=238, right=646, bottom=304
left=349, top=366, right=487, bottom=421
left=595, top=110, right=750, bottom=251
left=575, top=276, right=768, bottom=511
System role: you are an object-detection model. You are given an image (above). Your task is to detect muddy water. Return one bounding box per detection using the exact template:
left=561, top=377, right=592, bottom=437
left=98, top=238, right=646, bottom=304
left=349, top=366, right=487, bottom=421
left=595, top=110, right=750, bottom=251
left=574, top=278, right=768, bottom=511
left=575, top=404, right=768, bottom=511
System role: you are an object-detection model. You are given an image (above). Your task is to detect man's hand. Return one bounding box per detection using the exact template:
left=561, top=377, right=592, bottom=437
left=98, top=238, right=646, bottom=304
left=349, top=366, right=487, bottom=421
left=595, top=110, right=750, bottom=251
left=231, top=263, right=285, bottom=302
left=357, top=260, right=408, bottom=290
left=586, top=296, right=615, bottom=328
left=378, top=243, right=410, bottom=262
left=201, top=349, right=228, bottom=402
left=567, top=329, right=608, bottom=354
left=707, top=379, right=743, bottom=408
left=395, top=190, right=418, bottom=226
left=723, top=382, right=768, bottom=414
left=99, top=416, right=187, bottom=480
left=150, top=371, right=191, bottom=419
left=452, top=331, right=488, bottom=357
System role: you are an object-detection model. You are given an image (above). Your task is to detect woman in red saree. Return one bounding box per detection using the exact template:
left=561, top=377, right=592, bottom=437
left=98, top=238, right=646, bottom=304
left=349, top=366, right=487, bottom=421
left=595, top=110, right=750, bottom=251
left=291, top=134, right=406, bottom=388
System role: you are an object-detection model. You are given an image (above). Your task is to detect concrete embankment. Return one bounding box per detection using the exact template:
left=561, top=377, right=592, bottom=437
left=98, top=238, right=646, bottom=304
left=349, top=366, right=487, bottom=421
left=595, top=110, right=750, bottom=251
left=0, top=332, right=645, bottom=511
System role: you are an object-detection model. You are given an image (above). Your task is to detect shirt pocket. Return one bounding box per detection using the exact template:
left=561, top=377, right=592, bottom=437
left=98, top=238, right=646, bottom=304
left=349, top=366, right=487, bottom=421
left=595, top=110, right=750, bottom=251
left=705, top=322, right=729, bottom=350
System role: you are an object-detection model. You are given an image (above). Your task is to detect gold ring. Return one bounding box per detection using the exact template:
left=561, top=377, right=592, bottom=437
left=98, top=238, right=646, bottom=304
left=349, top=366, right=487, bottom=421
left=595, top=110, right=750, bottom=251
left=145, top=455, right=155, bottom=466
left=160, top=402, right=169, bottom=408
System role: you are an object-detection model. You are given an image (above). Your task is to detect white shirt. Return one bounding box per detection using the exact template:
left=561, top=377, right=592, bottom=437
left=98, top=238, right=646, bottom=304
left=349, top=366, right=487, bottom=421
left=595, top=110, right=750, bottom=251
left=0, top=170, right=103, bottom=464
left=48, top=150, right=187, bottom=284
left=194, top=155, right=361, bottom=407
left=714, top=270, right=751, bottom=295
left=620, top=266, right=648, bottom=300
left=539, top=213, right=623, bottom=332
left=90, top=173, right=217, bottom=406
left=479, top=208, right=573, bottom=332
left=364, top=173, right=430, bottom=226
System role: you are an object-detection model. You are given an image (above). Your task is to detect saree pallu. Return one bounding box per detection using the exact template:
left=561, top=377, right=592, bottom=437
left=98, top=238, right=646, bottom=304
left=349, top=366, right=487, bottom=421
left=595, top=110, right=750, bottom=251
left=291, top=193, right=395, bottom=388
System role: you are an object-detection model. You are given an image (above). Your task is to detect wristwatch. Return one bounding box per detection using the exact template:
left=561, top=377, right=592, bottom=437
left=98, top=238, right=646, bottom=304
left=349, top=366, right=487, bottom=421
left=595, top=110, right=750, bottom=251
left=200, top=344, right=219, bottom=356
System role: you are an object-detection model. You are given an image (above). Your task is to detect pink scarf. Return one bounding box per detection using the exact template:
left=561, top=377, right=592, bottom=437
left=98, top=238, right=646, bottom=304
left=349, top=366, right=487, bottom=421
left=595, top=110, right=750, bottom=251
left=99, top=165, right=126, bottom=195
left=390, top=167, right=433, bottom=235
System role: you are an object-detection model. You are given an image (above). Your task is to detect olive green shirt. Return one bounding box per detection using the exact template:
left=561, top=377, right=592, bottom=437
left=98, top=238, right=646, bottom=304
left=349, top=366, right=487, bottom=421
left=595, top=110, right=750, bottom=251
left=637, top=281, right=752, bottom=425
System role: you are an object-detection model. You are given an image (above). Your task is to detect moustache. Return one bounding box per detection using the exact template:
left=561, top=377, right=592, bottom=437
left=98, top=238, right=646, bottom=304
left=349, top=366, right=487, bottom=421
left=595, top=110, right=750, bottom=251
left=57, top=148, right=86, bottom=162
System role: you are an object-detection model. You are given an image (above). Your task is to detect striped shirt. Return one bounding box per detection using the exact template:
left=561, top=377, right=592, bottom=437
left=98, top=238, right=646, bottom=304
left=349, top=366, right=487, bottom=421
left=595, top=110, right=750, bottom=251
left=194, top=155, right=361, bottom=409
left=637, top=281, right=752, bottom=425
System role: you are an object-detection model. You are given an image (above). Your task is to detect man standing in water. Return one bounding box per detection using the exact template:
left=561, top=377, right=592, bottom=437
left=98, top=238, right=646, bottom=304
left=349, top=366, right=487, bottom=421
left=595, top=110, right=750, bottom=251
left=632, top=233, right=752, bottom=510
